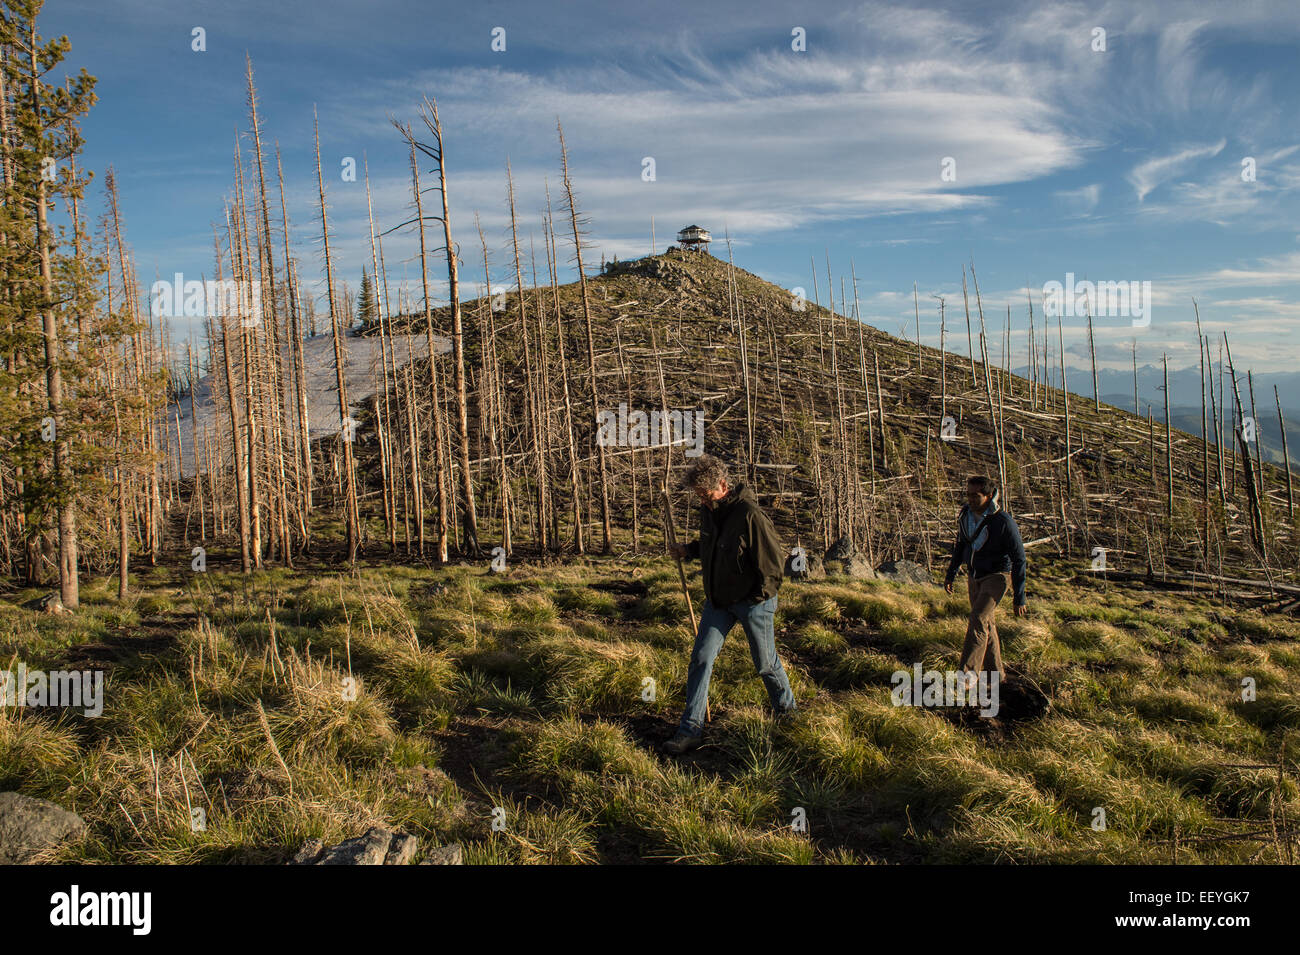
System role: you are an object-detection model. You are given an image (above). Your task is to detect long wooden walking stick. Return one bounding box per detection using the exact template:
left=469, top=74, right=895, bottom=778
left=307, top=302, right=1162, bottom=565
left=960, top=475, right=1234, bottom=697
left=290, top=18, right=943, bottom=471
left=661, top=485, right=709, bottom=723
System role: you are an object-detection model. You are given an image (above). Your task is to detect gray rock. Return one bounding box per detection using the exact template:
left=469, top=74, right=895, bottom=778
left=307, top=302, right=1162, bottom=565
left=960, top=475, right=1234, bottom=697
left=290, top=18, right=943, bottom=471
left=420, top=842, right=464, bottom=865
left=824, top=535, right=856, bottom=561
left=24, top=593, right=65, bottom=614
left=292, top=826, right=419, bottom=865
left=384, top=832, right=419, bottom=865
left=783, top=550, right=825, bottom=580
left=875, top=560, right=932, bottom=585
left=290, top=838, right=325, bottom=864
left=825, top=556, right=875, bottom=579
left=0, top=791, right=86, bottom=863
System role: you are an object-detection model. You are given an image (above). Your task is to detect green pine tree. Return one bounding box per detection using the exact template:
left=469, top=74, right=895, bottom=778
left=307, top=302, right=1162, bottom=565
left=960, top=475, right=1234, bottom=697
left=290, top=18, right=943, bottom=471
left=1, top=0, right=155, bottom=602
left=357, top=267, right=377, bottom=330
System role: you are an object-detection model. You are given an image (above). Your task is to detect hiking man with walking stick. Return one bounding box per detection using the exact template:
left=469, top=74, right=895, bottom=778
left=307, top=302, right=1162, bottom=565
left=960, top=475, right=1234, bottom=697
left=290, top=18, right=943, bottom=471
left=662, top=455, right=796, bottom=755
left=943, top=475, right=1028, bottom=694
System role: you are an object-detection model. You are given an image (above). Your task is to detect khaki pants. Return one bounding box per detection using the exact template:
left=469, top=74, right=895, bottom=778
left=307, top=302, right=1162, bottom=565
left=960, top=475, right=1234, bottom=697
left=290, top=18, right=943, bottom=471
left=960, top=571, right=1009, bottom=679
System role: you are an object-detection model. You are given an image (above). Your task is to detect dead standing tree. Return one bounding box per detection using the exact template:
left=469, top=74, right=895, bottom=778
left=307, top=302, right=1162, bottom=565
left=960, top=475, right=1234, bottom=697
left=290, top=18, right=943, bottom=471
left=544, top=182, right=583, bottom=552
left=1224, top=333, right=1267, bottom=561
left=313, top=108, right=361, bottom=564
left=275, top=145, right=312, bottom=547
left=476, top=213, right=511, bottom=555
left=557, top=119, right=612, bottom=554
left=413, top=97, right=479, bottom=556
left=388, top=126, right=449, bottom=561
left=507, top=159, right=549, bottom=553
left=245, top=57, right=294, bottom=566
left=216, top=208, right=252, bottom=572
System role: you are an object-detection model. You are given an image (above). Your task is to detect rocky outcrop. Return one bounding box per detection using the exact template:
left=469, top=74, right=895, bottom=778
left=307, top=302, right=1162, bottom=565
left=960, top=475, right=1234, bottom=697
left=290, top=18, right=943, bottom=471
left=824, top=535, right=855, bottom=561
left=290, top=826, right=419, bottom=865
left=875, top=560, right=932, bottom=584
left=784, top=549, right=825, bottom=580
left=420, top=843, right=464, bottom=865
left=830, top=556, right=876, bottom=579
left=0, top=792, right=86, bottom=863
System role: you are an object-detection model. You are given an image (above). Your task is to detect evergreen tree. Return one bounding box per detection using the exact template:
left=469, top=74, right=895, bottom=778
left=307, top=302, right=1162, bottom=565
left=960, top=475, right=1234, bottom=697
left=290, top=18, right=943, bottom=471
left=0, top=0, right=157, bottom=601
left=357, top=267, right=377, bottom=330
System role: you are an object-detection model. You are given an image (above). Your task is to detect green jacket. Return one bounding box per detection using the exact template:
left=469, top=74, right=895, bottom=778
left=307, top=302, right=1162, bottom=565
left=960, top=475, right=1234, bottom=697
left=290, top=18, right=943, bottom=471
left=685, top=482, right=784, bottom=606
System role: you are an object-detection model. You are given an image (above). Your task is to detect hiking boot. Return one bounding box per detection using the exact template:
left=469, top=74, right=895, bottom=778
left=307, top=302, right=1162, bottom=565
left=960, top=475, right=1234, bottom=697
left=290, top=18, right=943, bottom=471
left=662, top=731, right=703, bottom=755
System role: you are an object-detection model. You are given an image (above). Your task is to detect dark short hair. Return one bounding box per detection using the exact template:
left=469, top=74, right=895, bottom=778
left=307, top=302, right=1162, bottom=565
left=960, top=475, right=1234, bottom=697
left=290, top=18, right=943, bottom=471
left=967, top=475, right=997, bottom=496
left=681, top=455, right=729, bottom=494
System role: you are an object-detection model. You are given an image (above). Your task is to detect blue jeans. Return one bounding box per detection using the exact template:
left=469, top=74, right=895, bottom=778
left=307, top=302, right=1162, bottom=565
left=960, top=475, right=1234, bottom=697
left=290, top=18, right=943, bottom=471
left=678, top=595, right=796, bottom=736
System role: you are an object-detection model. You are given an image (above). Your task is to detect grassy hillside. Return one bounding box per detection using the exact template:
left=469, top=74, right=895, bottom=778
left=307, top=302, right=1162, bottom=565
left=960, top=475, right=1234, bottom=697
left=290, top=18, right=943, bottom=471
left=4, top=554, right=1297, bottom=864
left=367, top=247, right=1300, bottom=581
left=14, top=249, right=1298, bottom=866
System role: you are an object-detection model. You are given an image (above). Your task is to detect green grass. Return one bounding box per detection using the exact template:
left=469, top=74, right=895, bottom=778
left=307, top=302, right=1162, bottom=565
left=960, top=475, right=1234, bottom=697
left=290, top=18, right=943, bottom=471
left=3, top=556, right=1299, bottom=864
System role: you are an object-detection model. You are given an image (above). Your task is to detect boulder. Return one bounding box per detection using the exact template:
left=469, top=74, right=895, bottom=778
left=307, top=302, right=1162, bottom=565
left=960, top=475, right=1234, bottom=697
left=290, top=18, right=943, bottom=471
left=0, top=791, right=86, bottom=863
left=420, top=843, right=464, bottom=865
left=290, top=826, right=419, bottom=865
left=824, top=535, right=855, bottom=561
left=783, top=549, right=825, bottom=580
left=290, top=838, right=325, bottom=864
left=23, top=593, right=65, bottom=615
left=875, top=560, right=932, bottom=585
left=825, top=556, right=875, bottom=579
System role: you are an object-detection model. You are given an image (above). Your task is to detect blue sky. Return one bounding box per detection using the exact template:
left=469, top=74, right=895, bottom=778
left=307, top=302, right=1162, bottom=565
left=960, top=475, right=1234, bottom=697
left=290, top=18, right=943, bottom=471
left=44, top=0, right=1300, bottom=375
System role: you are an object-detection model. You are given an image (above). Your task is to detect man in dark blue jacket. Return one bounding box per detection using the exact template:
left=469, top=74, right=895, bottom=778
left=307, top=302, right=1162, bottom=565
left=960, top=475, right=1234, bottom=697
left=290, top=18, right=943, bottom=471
left=943, top=475, right=1028, bottom=687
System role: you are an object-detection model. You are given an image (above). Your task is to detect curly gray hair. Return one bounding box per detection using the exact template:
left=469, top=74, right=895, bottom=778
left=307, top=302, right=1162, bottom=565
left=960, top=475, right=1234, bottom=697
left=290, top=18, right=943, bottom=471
left=680, top=454, right=729, bottom=494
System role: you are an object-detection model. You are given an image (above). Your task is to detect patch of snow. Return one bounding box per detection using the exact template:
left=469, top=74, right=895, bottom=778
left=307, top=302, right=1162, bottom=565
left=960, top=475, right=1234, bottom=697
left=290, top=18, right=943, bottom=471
left=167, top=326, right=449, bottom=478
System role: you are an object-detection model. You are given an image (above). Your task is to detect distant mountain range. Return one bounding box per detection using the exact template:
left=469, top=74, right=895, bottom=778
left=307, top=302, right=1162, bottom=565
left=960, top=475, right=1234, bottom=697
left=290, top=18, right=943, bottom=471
left=1012, top=363, right=1300, bottom=468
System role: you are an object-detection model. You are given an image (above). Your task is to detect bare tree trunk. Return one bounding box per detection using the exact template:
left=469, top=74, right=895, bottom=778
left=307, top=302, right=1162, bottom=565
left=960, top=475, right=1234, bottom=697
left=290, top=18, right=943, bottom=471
left=963, top=268, right=976, bottom=386
left=273, top=153, right=306, bottom=548
left=398, top=133, right=448, bottom=561
left=217, top=216, right=251, bottom=573
left=417, top=98, right=479, bottom=555
left=913, top=282, right=922, bottom=373
left=477, top=216, right=511, bottom=555
left=1196, top=315, right=1209, bottom=556
left=1275, top=385, right=1294, bottom=519
left=1087, top=311, right=1099, bottom=410
left=314, top=110, right=360, bottom=563
left=558, top=121, right=612, bottom=553
left=545, top=186, right=582, bottom=552
left=246, top=57, right=291, bottom=565
left=528, top=231, right=555, bottom=551
left=971, top=264, right=1005, bottom=495
left=1225, top=334, right=1267, bottom=559
left=1248, top=370, right=1265, bottom=504
left=187, top=341, right=203, bottom=541
left=233, top=150, right=263, bottom=567
left=276, top=150, right=312, bottom=545
left=506, top=161, right=547, bottom=552
left=1205, top=336, right=1226, bottom=510
left=874, top=347, right=888, bottom=474
left=1164, top=355, right=1174, bottom=522
left=1058, top=312, right=1072, bottom=498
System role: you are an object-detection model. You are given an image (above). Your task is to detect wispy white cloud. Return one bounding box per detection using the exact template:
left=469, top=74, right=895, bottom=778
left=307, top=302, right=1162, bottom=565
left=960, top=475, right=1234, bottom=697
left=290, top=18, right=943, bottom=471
left=1127, top=140, right=1226, bottom=202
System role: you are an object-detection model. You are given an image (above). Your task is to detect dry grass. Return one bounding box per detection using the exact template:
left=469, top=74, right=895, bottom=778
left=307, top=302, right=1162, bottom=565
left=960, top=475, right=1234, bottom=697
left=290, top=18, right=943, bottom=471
left=2, top=554, right=1299, bottom=864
